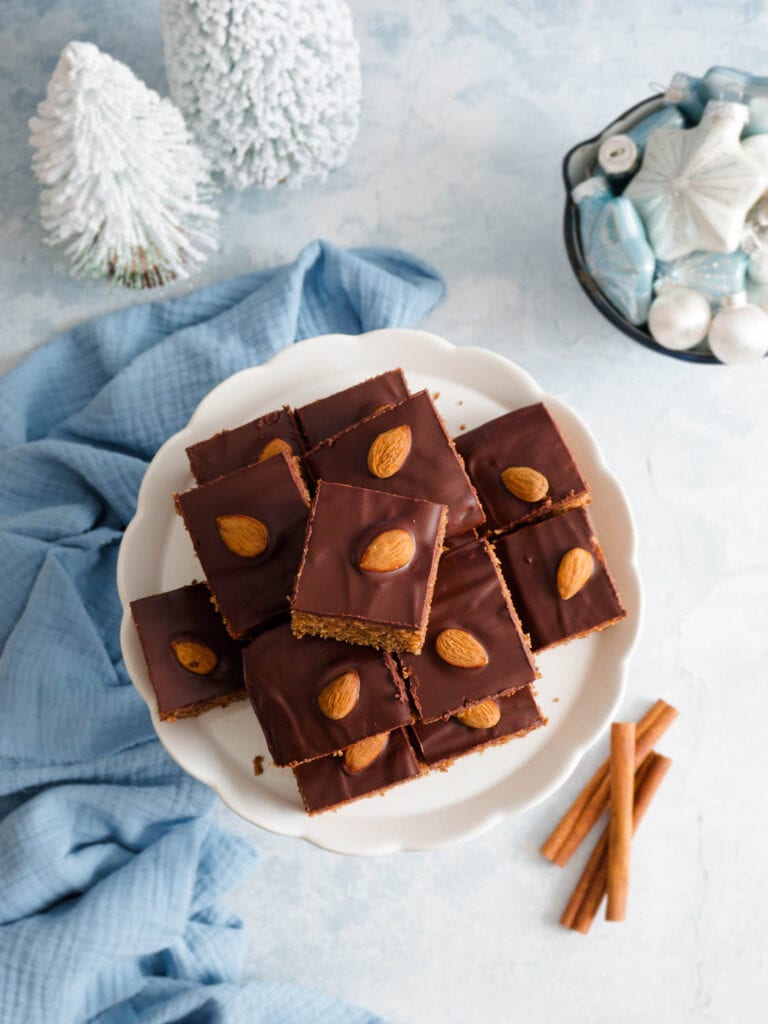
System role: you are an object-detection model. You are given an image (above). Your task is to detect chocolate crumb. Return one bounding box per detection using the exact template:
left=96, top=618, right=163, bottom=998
left=432, top=391, right=441, bottom=400
left=457, top=399, right=463, bottom=406
left=458, top=423, right=466, bottom=431
left=252, top=755, right=264, bottom=776
left=552, top=697, right=560, bottom=703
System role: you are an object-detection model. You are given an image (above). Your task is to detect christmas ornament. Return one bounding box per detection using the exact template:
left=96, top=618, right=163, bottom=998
left=574, top=177, right=656, bottom=325
left=701, top=66, right=768, bottom=136
left=742, top=228, right=768, bottom=283
left=665, top=72, right=705, bottom=123
left=626, top=106, right=685, bottom=150
left=29, top=41, right=216, bottom=288
left=597, top=135, right=639, bottom=186
left=596, top=110, right=685, bottom=187
left=655, top=250, right=748, bottom=303
left=708, top=292, right=768, bottom=363
left=647, top=286, right=712, bottom=351
left=161, top=0, right=362, bottom=190
left=625, top=101, right=768, bottom=261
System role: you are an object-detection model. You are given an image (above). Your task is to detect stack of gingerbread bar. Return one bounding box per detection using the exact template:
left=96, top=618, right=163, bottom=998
left=131, top=368, right=626, bottom=815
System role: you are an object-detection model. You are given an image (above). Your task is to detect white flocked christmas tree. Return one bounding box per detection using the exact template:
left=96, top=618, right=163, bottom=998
left=29, top=41, right=217, bottom=288
left=161, top=0, right=362, bottom=190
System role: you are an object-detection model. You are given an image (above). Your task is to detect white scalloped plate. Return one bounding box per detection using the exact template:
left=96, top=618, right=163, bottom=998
left=117, top=329, right=641, bottom=855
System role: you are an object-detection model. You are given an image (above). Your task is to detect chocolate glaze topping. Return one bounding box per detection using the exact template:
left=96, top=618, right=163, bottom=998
left=186, top=407, right=303, bottom=485
left=176, top=452, right=310, bottom=638
left=292, top=481, right=446, bottom=629
left=296, top=369, right=410, bottom=446
left=304, top=391, right=485, bottom=537
left=400, top=539, right=537, bottom=722
left=243, top=624, right=411, bottom=766
left=411, top=685, right=545, bottom=766
left=454, top=403, right=589, bottom=532
left=293, top=727, right=421, bottom=813
left=130, top=583, right=244, bottom=716
left=493, top=506, right=626, bottom=652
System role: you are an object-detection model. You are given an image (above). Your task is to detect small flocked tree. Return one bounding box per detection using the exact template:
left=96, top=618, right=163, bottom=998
left=161, top=0, right=362, bottom=190
left=29, top=41, right=217, bottom=288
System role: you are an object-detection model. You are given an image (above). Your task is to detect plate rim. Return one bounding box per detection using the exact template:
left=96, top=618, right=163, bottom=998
left=117, top=328, right=642, bottom=855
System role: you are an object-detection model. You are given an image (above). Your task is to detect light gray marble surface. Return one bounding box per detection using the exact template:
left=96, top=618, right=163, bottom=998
left=2, top=2, right=767, bottom=1022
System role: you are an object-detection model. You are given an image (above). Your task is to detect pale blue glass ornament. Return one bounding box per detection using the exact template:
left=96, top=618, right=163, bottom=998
left=626, top=106, right=685, bottom=150
left=655, top=251, right=748, bottom=304
left=574, top=177, right=656, bottom=325
left=702, top=66, right=768, bottom=136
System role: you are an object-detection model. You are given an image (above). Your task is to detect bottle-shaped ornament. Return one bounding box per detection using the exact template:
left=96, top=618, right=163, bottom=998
left=708, top=291, right=768, bottom=363
left=573, top=176, right=656, bottom=325
left=702, top=66, right=768, bottom=136
left=626, top=106, right=685, bottom=149
left=654, top=250, right=748, bottom=304
left=647, top=283, right=712, bottom=351
left=625, top=101, right=768, bottom=261
left=597, top=135, right=639, bottom=189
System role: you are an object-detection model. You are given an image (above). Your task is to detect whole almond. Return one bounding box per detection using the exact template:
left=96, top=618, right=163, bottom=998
left=457, top=699, right=501, bottom=730
left=344, top=732, right=388, bottom=772
left=171, top=639, right=218, bottom=675
left=359, top=528, right=415, bottom=572
left=557, top=546, right=593, bottom=600
left=257, top=437, right=292, bottom=462
left=367, top=424, right=412, bottom=478
left=501, top=465, right=549, bottom=503
left=435, top=628, right=489, bottom=669
left=216, top=514, right=269, bottom=557
left=317, top=669, right=361, bottom=720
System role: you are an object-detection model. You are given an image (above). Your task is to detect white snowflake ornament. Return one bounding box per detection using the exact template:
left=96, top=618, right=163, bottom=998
left=161, top=0, right=362, bottom=191
left=625, top=102, right=768, bottom=261
left=29, top=41, right=217, bottom=288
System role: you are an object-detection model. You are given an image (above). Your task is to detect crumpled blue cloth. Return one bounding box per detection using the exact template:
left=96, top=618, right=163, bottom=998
left=0, top=240, right=445, bottom=1024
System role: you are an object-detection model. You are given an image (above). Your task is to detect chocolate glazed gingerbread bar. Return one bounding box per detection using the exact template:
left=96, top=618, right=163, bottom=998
left=399, top=538, right=538, bottom=723
left=292, top=727, right=423, bottom=814
left=242, top=624, right=411, bottom=767
left=410, top=686, right=546, bottom=769
left=291, top=481, right=447, bottom=654
left=175, top=452, right=310, bottom=639
left=186, top=406, right=304, bottom=484
left=493, top=506, right=626, bottom=652
left=295, top=368, right=410, bottom=446
left=130, top=582, right=245, bottom=721
left=454, top=402, right=590, bottom=534
left=304, top=390, right=485, bottom=538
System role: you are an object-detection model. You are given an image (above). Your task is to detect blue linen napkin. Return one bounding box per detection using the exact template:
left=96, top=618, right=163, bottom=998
left=0, top=240, right=445, bottom=1024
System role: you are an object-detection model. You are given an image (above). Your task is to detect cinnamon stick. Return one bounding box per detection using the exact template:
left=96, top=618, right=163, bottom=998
left=606, top=722, right=635, bottom=921
left=559, top=753, right=654, bottom=930
left=566, top=753, right=672, bottom=934
left=542, top=699, right=678, bottom=867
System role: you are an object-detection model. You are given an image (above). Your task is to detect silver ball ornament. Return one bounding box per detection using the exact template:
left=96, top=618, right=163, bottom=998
left=708, top=295, right=768, bottom=364
left=647, top=286, right=712, bottom=351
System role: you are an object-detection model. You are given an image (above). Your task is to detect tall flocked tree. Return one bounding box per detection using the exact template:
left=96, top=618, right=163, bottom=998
left=30, top=41, right=217, bottom=288
left=161, top=0, right=362, bottom=190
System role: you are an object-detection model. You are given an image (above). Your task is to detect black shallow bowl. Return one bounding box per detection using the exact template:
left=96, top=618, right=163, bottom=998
left=562, top=93, right=721, bottom=364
